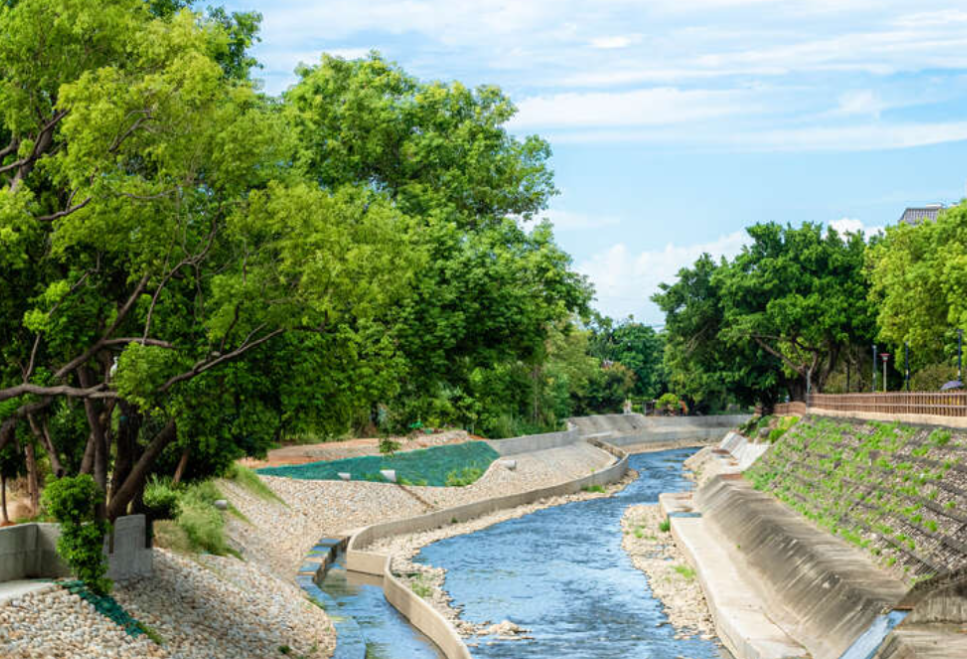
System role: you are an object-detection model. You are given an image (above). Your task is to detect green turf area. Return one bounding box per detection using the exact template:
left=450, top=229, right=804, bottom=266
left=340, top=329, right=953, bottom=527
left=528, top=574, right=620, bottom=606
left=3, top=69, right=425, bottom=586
left=256, top=441, right=500, bottom=487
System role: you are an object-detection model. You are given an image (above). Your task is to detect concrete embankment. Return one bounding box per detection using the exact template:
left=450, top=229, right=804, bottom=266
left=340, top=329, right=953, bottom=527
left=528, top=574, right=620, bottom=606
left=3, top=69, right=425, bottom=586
left=668, top=426, right=910, bottom=659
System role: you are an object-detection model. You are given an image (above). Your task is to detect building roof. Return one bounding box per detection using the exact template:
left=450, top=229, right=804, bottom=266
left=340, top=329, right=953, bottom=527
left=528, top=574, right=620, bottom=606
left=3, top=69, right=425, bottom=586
left=899, top=205, right=944, bottom=226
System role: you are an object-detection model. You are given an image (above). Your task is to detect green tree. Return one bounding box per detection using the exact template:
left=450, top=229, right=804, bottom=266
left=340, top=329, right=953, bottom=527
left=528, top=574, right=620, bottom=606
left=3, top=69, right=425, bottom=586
left=0, top=2, right=413, bottom=519
left=868, top=203, right=967, bottom=368
left=716, top=223, right=874, bottom=400
left=589, top=316, right=667, bottom=399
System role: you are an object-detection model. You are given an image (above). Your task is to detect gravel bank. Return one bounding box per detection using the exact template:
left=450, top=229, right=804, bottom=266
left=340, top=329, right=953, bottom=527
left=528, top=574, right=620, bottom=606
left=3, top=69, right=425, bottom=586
left=368, top=469, right=638, bottom=641
left=621, top=504, right=715, bottom=640
left=0, top=549, right=335, bottom=659
left=224, top=441, right=617, bottom=580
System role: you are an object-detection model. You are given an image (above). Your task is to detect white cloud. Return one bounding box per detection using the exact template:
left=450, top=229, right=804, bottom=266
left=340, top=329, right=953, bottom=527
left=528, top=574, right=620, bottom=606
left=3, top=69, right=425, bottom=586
left=543, top=120, right=967, bottom=152
left=834, top=90, right=886, bottom=117
left=829, top=217, right=885, bottom=238
left=510, top=88, right=749, bottom=129
left=541, top=208, right=621, bottom=231
left=577, top=230, right=750, bottom=323
left=589, top=35, right=640, bottom=49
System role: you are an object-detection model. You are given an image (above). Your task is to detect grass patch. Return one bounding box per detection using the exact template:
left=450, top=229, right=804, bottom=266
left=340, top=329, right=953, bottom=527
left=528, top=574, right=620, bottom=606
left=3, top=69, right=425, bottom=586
left=659, top=518, right=671, bottom=533
left=445, top=466, right=484, bottom=487
left=257, top=441, right=499, bottom=487
left=582, top=484, right=605, bottom=494
left=227, top=464, right=286, bottom=505
left=673, top=565, right=696, bottom=580
left=409, top=574, right=433, bottom=598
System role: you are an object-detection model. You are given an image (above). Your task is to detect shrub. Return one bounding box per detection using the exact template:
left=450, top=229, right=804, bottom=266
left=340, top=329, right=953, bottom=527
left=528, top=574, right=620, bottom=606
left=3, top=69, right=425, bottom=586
left=656, top=393, right=680, bottom=414
left=172, top=481, right=229, bottom=555
left=659, top=518, right=671, bottom=533
left=41, top=475, right=112, bottom=596
left=142, top=476, right=181, bottom=520
left=911, top=363, right=959, bottom=391
left=445, top=466, right=484, bottom=487
left=378, top=436, right=402, bottom=456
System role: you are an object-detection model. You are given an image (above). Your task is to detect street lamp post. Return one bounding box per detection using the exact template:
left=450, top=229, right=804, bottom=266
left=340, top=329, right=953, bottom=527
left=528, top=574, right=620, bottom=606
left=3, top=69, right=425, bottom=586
left=881, top=353, right=890, bottom=393
left=872, top=344, right=878, bottom=393
left=904, top=343, right=910, bottom=392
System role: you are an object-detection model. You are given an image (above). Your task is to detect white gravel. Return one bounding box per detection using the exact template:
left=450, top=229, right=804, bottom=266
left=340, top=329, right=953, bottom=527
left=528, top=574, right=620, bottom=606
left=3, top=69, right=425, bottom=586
left=621, top=504, right=716, bottom=640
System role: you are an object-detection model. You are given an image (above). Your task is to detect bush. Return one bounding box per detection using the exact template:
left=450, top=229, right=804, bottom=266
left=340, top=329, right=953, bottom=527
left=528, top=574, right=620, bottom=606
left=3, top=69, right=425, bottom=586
left=911, top=363, right=959, bottom=391
left=142, top=476, right=181, bottom=520
left=445, top=466, right=484, bottom=487
left=176, top=488, right=228, bottom=555
left=656, top=393, right=680, bottom=414
left=378, top=436, right=402, bottom=456
left=768, top=416, right=799, bottom=442
left=41, top=475, right=112, bottom=596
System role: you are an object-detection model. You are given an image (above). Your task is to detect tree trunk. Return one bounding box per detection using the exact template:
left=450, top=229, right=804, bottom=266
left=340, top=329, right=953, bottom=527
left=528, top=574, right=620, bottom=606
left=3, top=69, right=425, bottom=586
left=106, top=419, right=177, bottom=521
left=110, top=401, right=141, bottom=500
left=24, top=442, right=39, bottom=516
left=172, top=447, right=190, bottom=485
left=78, top=368, right=109, bottom=492
left=1, top=474, right=7, bottom=525
left=28, top=413, right=63, bottom=478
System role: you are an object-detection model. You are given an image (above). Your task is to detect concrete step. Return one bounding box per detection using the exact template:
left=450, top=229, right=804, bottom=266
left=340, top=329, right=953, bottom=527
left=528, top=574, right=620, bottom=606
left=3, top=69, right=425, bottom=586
left=0, top=579, right=56, bottom=606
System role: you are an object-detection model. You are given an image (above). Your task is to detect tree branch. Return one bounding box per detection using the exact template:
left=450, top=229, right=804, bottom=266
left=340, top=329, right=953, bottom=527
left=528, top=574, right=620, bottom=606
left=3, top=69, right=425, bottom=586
left=158, top=326, right=285, bottom=393
left=35, top=196, right=92, bottom=222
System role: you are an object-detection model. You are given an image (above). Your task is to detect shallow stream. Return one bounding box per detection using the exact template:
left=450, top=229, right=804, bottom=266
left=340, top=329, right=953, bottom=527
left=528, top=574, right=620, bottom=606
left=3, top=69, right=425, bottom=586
left=413, top=447, right=726, bottom=658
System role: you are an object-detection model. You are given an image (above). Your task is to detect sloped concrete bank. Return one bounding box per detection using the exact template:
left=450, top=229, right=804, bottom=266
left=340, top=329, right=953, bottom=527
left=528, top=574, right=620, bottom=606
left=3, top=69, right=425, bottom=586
left=344, top=438, right=629, bottom=659
left=696, top=475, right=907, bottom=659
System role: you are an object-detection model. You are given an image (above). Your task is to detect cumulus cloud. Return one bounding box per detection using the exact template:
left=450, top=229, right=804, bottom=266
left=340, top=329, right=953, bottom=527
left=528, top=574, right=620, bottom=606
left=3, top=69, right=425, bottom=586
left=577, top=230, right=750, bottom=323
left=588, top=35, right=640, bottom=49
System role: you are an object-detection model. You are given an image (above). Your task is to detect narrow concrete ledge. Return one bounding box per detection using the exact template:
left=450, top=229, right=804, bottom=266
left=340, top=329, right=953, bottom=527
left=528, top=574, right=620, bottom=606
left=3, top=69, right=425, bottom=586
left=0, top=579, right=57, bottom=606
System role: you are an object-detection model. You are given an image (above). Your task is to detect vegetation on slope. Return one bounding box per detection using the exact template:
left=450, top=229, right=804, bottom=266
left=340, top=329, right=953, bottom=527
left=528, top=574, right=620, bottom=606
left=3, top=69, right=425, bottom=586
left=747, top=417, right=967, bottom=580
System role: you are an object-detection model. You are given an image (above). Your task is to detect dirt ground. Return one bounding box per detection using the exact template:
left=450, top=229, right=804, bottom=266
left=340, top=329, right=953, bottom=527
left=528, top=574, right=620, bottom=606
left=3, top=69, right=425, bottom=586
left=238, top=429, right=478, bottom=468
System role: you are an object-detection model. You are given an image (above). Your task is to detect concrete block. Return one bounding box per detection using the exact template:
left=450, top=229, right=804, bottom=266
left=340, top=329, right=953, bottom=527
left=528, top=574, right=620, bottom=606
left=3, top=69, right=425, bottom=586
left=213, top=499, right=228, bottom=511
left=338, top=472, right=351, bottom=481
left=499, top=460, right=517, bottom=471
left=380, top=469, right=397, bottom=483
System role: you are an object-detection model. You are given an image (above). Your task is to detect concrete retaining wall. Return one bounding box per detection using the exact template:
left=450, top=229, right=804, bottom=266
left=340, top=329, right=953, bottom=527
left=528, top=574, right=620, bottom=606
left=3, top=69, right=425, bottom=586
left=486, top=428, right=580, bottom=456
left=0, top=514, right=152, bottom=583
left=570, top=413, right=751, bottom=447
left=696, top=476, right=908, bottom=659
left=344, top=439, right=629, bottom=658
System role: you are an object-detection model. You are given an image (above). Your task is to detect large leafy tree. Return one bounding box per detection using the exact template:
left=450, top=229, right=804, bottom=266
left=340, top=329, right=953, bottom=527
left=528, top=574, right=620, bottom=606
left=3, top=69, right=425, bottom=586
left=868, top=203, right=967, bottom=366
left=0, top=2, right=412, bottom=518
left=287, top=54, right=591, bottom=434
left=716, top=223, right=874, bottom=399
left=654, top=254, right=782, bottom=410
left=589, top=316, right=667, bottom=399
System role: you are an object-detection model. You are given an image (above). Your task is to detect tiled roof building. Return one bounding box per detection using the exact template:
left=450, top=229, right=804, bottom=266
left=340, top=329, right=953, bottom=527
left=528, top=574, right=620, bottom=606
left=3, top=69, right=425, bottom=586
left=899, top=205, right=944, bottom=226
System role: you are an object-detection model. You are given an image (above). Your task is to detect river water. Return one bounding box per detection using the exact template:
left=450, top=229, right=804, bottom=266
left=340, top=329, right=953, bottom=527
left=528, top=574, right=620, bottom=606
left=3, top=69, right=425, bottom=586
left=414, top=447, right=727, bottom=659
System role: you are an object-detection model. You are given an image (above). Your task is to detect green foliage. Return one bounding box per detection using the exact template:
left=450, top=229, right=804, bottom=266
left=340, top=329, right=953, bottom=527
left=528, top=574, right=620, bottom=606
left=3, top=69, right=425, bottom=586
left=768, top=416, right=799, bottom=442
left=258, top=441, right=499, bottom=487
left=910, top=363, right=959, bottom=392
left=142, top=476, right=182, bottom=520
left=445, top=467, right=485, bottom=487
left=656, top=393, right=681, bottom=414
left=868, top=204, right=967, bottom=364
left=588, top=316, right=667, bottom=399
left=582, top=484, right=605, bottom=494
left=41, top=475, right=112, bottom=596
left=226, top=464, right=284, bottom=505
left=378, top=437, right=402, bottom=456
left=174, top=481, right=229, bottom=556
left=673, top=565, right=696, bottom=580
left=659, top=518, right=671, bottom=533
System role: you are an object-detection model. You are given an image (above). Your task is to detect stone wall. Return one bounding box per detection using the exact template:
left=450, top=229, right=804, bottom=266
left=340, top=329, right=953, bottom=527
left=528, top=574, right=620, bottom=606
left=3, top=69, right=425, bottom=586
left=0, top=514, right=152, bottom=583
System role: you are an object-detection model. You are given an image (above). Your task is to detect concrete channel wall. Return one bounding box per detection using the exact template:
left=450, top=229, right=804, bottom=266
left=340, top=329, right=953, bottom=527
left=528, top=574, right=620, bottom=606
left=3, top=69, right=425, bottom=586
left=696, top=476, right=908, bottom=659
left=0, top=514, right=152, bottom=582
left=345, top=439, right=629, bottom=658
left=570, top=413, right=751, bottom=447
left=485, top=427, right=580, bottom=456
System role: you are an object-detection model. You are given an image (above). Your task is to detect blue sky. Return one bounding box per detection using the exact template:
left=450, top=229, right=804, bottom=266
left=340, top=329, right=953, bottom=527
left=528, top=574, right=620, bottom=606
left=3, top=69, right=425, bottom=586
left=222, top=0, right=967, bottom=324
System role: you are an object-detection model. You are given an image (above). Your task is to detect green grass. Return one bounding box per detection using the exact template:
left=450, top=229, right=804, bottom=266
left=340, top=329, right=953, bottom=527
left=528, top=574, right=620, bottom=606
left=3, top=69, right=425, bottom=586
left=659, top=518, right=671, bottom=533
left=582, top=484, right=605, bottom=494
left=445, top=466, right=484, bottom=487
left=673, top=565, right=696, bottom=580
left=409, top=574, right=433, bottom=598
left=227, top=464, right=286, bottom=505
left=257, top=441, right=499, bottom=487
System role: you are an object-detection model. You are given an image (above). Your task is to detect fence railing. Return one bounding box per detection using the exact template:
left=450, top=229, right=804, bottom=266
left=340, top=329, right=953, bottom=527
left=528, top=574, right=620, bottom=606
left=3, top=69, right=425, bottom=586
left=808, top=392, right=967, bottom=418
left=774, top=401, right=807, bottom=416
